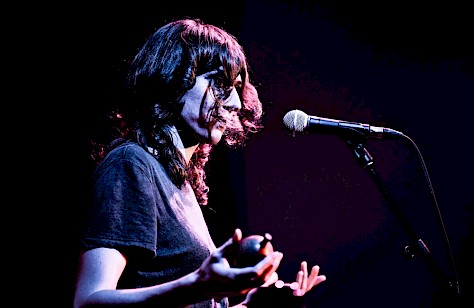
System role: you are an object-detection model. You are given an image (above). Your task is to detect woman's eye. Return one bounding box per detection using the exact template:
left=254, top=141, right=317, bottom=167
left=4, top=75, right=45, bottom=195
left=211, top=81, right=233, bottom=100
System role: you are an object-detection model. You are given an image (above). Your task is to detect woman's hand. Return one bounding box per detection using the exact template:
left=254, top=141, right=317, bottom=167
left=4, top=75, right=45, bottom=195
left=292, top=261, right=326, bottom=296
left=238, top=261, right=326, bottom=307
left=194, top=228, right=284, bottom=299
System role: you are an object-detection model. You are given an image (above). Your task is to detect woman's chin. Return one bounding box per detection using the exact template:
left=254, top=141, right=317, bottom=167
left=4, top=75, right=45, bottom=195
left=209, top=130, right=224, bottom=145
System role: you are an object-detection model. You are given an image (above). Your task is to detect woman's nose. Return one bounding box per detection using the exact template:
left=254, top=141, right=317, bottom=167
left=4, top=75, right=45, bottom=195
left=224, top=87, right=242, bottom=111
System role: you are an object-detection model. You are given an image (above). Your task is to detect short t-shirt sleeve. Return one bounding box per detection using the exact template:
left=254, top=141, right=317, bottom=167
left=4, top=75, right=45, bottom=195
left=81, top=145, right=159, bottom=259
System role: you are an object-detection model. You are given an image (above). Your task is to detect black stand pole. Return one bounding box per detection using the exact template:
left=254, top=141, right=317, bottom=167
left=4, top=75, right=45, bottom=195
left=345, top=138, right=459, bottom=301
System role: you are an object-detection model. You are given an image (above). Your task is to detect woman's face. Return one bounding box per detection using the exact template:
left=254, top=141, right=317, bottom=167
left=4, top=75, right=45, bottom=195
left=179, top=70, right=242, bottom=145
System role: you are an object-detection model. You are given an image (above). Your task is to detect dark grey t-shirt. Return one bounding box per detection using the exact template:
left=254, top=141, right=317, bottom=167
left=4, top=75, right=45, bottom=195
left=81, top=142, right=228, bottom=307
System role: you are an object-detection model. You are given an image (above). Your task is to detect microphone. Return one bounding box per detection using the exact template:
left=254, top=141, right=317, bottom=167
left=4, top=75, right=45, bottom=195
left=283, top=109, right=404, bottom=139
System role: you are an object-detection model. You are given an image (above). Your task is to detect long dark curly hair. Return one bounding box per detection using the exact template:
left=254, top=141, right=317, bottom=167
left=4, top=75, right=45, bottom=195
left=90, top=18, right=263, bottom=206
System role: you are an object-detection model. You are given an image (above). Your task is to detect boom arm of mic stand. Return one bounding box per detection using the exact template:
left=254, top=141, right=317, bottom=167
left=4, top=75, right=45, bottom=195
left=345, top=138, right=458, bottom=298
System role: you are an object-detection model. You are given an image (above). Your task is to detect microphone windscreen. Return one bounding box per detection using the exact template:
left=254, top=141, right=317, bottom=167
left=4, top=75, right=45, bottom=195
left=283, top=109, right=308, bottom=133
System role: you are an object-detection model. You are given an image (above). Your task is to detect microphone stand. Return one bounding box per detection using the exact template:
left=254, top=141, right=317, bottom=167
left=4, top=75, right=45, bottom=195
left=344, top=136, right=460, bottom=301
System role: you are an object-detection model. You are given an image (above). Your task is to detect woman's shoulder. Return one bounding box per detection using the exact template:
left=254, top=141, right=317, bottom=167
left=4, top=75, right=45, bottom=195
left=100, top=141, right=156, bottom=170
left=111, top=141, right=146, bottom=155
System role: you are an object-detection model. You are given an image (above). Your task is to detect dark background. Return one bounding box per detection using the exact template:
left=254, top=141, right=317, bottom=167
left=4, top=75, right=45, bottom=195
left=28, top=0, right=472, bottom=307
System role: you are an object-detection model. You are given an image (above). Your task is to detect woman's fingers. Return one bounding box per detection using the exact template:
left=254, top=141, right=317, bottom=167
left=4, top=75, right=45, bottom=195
left=307, top=265, right=326, bottom=289
left=257, top=252, right=284, bottom=280
left=293, top=263, right=327, bottom=296
left=262, top=272, right=279, bottom=287
left=300, top=261, right=308, bottom=291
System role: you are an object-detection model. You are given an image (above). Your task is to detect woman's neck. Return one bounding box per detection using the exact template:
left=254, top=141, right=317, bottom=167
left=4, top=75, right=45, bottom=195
left=170, top=126, right=199, bottom=164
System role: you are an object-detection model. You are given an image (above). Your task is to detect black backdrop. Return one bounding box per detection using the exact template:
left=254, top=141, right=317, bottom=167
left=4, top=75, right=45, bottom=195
left=29, top=1, right=473, bottom=307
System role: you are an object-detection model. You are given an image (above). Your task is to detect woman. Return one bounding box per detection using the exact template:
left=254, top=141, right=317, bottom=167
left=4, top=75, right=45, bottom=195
left=74, top=18, right=326, bottom=307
